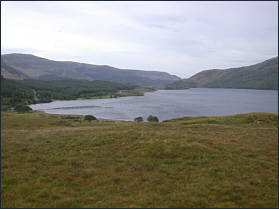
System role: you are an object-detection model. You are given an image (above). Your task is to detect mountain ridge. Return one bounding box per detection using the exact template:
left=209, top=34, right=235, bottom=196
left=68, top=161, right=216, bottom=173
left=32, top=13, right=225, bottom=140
left=1, top=53, right=180, bottom=86
left=164, top=56, right=278, bottom=90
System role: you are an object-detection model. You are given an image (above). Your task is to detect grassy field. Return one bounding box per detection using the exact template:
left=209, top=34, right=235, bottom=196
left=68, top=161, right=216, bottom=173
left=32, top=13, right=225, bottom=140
left=1, top=111, right=278, bottom=208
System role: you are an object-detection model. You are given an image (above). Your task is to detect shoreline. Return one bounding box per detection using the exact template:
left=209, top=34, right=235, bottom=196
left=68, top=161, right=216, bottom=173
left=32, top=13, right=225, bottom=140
left=32, top=110, right=127, bottom=122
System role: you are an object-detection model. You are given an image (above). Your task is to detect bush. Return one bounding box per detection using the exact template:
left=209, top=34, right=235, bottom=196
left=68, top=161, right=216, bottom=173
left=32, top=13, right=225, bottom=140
left=84, top=115, right=97, bottom=122
left=60, top=115, right=81, bottom=120
left=1, top=106, right=9, bottom=111
left=14, top=104, right=22, bottom=112
left=134, top=117, right=143, bottom=122
left=14, top=104, right=32, bottom=113
left=147, top=115, right=159, bottom=122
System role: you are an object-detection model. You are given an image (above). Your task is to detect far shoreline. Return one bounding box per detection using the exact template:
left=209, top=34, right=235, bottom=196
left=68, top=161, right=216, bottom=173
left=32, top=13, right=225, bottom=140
left=32, top=110, right=128, bottom=123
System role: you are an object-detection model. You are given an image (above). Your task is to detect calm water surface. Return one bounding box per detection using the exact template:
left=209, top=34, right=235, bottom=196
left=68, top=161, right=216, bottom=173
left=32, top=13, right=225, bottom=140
left=29, top=88, right=278, bottom=121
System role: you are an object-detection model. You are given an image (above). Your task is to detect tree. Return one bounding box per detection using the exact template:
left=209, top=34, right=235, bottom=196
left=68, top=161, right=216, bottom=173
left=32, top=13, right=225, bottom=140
left=14, top=104, right=32, bottom=113
left=84, top=115, right=97, bottom=122
left=20, top=105, right=32, bottom=112
left=147, top=115, right=159, bottom=122
left=134, top=117, right=143, bottom=122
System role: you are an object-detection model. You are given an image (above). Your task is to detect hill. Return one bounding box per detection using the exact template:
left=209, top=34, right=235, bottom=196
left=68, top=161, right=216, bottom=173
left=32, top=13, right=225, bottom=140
left=1, top=53, right=180, bottom=86
left=1, top=111, right=278, bottom=207
left=164, top=57, right=278, bottom=90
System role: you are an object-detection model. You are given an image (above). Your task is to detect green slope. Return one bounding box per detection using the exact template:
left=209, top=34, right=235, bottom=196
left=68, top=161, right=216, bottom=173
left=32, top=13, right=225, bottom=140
left=1, top=111, right=278, bottom=208
left=165, top=57, right=278, bottom=90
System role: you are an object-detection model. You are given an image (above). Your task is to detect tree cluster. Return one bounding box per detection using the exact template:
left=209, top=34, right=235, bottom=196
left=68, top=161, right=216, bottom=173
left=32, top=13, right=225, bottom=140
left=1, top=78, right=34, bottom=106
left=134, top=115, right=159, bottom=122
left=17, top=79, right=137, bottom=101
left=1, top=78, right=138, bottom=107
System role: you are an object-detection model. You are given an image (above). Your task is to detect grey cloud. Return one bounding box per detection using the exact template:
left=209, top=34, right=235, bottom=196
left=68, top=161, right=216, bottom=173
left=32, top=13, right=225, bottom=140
left=1, top=1, right=278, bottom=78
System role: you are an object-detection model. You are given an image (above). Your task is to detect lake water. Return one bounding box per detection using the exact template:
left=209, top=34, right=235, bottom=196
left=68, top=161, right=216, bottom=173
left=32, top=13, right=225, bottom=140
left=29, top=88, right=278, bottom=121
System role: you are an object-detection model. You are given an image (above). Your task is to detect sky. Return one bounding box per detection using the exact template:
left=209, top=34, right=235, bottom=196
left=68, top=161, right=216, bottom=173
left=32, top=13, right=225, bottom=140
left=1, top=1, right=278, bottom=79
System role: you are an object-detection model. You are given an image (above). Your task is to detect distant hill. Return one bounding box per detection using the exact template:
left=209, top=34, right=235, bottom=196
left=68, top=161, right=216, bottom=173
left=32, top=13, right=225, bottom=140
left=164, top=57, right=278, bottom=90
left=1, top=53, right=180, bottom=86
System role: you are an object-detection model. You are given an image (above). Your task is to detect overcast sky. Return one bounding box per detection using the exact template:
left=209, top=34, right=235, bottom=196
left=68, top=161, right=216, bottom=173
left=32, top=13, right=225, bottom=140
left=1, top=1, right=278, bottom=78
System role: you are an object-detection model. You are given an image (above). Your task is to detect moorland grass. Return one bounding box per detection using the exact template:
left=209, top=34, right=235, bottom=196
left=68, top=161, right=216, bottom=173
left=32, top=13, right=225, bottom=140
left=1, top=111, right=278, bottom=208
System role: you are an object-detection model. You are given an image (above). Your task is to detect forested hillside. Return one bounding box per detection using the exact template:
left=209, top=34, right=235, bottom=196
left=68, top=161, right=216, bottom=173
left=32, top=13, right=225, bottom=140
left=1, top=77, right=138, bottom=107
left=1, top=76, right=34, bottom=106
left=164, top=57, right=278, bottom=90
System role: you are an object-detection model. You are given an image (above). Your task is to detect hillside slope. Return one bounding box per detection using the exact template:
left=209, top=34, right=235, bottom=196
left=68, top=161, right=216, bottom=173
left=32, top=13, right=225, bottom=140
left=164, top=57, right=278, bottom=90
left=1, top=111, right=278, bottom=208
left=1, top=53, right=180, bottom=86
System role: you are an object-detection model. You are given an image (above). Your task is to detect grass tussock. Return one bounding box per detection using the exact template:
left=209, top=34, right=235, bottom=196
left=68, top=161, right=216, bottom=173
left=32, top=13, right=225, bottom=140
left=1, top=111, right=278, bottom=208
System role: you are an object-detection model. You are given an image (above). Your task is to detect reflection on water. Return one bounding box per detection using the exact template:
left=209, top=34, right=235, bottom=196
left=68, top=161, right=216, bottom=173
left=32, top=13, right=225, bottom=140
left=29, top=88, right=278, bottom=121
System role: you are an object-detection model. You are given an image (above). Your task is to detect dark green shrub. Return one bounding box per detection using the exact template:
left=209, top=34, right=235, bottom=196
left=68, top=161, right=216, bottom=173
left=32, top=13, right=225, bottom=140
left=147, top=115, right=159, bottom=122
left=14, top=104, right=32, bottom=113
left=84, top=115, right=97, bottom=122
left=1, top=106, right=9, bottom=111
left=134, top=117, right=143, bottom=122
